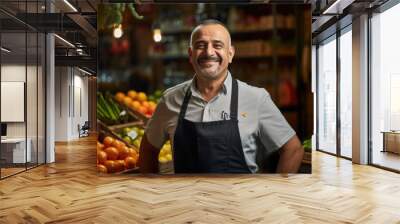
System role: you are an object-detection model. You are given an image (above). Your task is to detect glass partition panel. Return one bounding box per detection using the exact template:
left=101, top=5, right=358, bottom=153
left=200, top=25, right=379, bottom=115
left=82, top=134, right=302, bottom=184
left=317, top=36, right=337, bottom=154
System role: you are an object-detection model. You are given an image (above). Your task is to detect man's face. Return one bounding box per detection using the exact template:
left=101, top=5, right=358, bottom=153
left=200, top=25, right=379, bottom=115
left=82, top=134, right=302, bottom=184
left=188, top=24, right=235, bottom=80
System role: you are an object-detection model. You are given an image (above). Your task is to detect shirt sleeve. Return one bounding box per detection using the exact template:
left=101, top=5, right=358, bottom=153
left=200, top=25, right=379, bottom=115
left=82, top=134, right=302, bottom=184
left=144, top=96, right=169, bottom=149
left=257, top=89, right=296, bottom=152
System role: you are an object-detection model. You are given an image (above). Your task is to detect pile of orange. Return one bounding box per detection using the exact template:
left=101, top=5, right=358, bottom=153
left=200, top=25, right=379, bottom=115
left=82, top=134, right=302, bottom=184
left=97, top=136, right=139, bottom=173
left=115, top=90, right=157, bottom=117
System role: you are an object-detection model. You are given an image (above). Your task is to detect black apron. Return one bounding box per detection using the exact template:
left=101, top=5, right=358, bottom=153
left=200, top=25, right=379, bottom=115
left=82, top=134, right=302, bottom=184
left=173, top=78, right=251, bottom=173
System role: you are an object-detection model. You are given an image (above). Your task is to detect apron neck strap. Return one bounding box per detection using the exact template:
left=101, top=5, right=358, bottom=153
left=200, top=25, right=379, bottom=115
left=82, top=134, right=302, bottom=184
left=178, top=85, right=192, bottom=120
left=178, top=78, right=239, bottom=120
left=230, top=78, right=238, bottom=120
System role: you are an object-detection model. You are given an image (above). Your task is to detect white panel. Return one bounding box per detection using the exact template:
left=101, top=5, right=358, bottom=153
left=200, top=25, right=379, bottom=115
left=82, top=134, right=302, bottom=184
left=1, top=82, right=25, bottom=122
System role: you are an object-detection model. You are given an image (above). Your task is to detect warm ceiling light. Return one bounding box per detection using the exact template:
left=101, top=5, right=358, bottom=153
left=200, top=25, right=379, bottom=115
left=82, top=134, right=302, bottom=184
left=63, top=0, right=78, bottom=12
left=54, top=34, right=75, bottom=48
left=113, top=25, right=123, bottom=39
left=153, top=28, right=162, bottom=42
left=1, top=47, right=11, bottom=53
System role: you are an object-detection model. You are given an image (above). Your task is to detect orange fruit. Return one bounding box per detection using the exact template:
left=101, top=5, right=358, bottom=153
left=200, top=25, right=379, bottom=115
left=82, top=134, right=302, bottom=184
left=103, top=136, right=114, bottom=147
left=141, top=101, right=150, bottom=108
left=97, top=150, right=108, bottom=164
left=130, top=101, right=141, bottom=110
left=138, top=106, right=148, bottom=115
left=128, top=103, right=136, bottom=111
left=123, top=96, right=133, bottom=106
left=127, top=90, right=137, bottom=100
left=111, top=139, right=124, bottom=149
left=137, top=92, right=147, bottom=102
left=148, top=104, right=156, bottom=112
left=115, top=160, right=126, bottom=172
left=118, top=146, right=130, bottom=160
left=104, top=160, right=116, bottom=173
left=97, top=141, right=104, bottom=151
left=128, top=147, right=138, bottom=158
left=97, top=164, right=108, bottom=173
left=115, top=92, right=125, bottom=102
left=124, top=156, right=136, bottom=169
left=104, top=146, right=119, bottom=160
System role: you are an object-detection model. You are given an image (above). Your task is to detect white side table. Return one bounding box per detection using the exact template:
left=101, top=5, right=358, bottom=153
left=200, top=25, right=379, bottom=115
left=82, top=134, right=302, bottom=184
left=1, top=138, right=32, bottom=163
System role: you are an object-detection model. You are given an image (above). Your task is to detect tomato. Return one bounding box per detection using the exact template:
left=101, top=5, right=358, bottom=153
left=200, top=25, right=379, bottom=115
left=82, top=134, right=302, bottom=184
left=104, top=147, right=119, bottom=160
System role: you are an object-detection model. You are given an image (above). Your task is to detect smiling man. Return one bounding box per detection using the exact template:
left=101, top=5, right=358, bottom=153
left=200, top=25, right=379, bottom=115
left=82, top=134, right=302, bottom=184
left=139, top=19, right=304, bottom=174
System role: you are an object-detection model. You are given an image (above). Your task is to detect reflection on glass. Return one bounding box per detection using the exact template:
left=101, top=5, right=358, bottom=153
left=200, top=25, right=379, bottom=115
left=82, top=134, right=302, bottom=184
left=27, top=31, right=38, bottom=169
left=38, top=32, right=46, bottom=165
left=318, top=37, right=337, bottom=154
left=340, top=29, right=352, bottom=158
left=1, top=31, right=27, bottom=177
left=371, top=3, right=400, bottom=171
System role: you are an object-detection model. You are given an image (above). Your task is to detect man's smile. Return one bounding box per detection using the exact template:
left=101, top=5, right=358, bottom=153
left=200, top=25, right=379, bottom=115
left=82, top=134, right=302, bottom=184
left=198, top=56, right=221, bottom=66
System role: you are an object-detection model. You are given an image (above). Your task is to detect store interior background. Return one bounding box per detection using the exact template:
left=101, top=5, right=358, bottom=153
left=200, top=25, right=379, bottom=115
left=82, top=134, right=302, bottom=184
left=97, top=3, right=313, bottom=174
left=0, top=0, right=399, bottom=179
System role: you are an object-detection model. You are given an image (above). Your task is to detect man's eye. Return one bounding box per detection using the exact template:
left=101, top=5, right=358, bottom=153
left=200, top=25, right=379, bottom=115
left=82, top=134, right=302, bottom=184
left=214, top=45, right=223, bottom=49
left=196, top=44, right=206, bottom=49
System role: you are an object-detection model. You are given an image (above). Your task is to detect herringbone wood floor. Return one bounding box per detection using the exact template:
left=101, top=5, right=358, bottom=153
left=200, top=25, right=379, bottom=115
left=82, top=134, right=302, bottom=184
left=1, top=135, right=400, bottom=223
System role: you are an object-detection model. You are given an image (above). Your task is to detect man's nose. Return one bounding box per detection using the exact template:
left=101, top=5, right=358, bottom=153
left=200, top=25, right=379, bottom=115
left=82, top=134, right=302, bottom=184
left=206, top=44, right=215, bottom=56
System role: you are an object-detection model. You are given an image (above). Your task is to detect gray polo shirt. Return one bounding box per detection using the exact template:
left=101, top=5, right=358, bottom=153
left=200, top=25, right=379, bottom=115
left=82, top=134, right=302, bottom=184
left=145, top=72, right=296, bottom=173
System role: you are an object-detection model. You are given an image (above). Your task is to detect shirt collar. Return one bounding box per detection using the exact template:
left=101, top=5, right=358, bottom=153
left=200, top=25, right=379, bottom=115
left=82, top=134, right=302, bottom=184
left=190, top=71, right=232, bottom=98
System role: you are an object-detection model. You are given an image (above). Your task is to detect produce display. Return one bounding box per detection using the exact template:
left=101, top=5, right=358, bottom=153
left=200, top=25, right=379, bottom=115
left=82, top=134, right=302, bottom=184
left=97, top=135, right=139, bottom=173
left=116, top=126, right=144, bottom=149
left=97, top=92, right=131, bottom=125
left=114, top=89, right=162, bottom=118
left=98, top=88, right=173, bottom=174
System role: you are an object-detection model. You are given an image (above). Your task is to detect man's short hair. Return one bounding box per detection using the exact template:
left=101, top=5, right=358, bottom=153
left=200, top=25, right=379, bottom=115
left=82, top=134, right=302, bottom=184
left=189, top=19, right=232, bottom=47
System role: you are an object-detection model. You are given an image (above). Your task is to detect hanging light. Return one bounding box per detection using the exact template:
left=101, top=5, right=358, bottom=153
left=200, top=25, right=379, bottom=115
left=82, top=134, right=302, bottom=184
left=153, top=28, right=162, bottom=43
left=113, top=24, right=123, bottom=39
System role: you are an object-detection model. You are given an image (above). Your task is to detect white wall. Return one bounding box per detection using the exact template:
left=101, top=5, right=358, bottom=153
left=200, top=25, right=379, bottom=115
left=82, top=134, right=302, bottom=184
left=1, top=65, right=36, bottom=137
left=1, top=64, right=46, bottom=164
left=54, top=66, right=89, bottom=141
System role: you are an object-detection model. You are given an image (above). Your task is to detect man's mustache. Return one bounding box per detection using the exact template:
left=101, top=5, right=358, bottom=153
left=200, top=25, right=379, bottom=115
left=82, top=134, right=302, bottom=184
left=197, top=56, right=221, bottom=63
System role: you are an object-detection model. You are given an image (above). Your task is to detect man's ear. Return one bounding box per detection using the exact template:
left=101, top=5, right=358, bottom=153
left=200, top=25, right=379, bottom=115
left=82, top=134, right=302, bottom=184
left=229, top=45, right=235, bottom=63
left=188, top=47, right=193, bottom=64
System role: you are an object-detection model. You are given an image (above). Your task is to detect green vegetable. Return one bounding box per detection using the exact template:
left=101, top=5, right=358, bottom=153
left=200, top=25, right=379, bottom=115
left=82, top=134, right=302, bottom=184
left=302, top=138, right=312, bottom=152
left=97, top=92, right=124, bottom=125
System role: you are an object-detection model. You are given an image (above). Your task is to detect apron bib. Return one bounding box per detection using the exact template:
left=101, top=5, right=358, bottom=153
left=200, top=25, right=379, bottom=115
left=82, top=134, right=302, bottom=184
left=173, top=78, right=250, bottom=173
